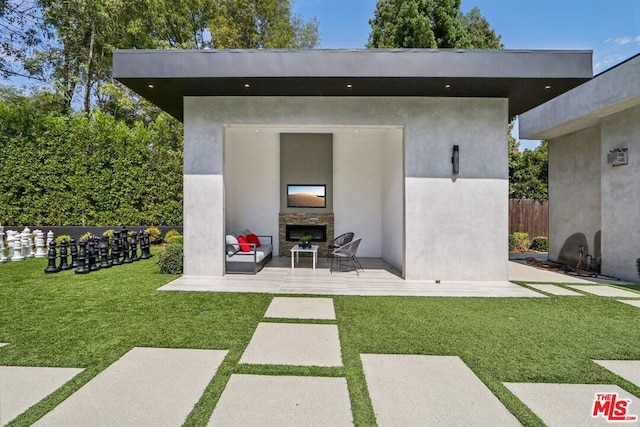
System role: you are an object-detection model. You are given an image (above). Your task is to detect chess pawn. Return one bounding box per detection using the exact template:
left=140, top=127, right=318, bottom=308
left=44, top=241, right=60, bottom=273
left=12, top=232, right=24, bottom=261
left=69, top=238, right=78, bottom=268
left=34, top=229, right=46, bottom=258
left=59, top=240, right=72, bottom=271
left=6, top=231, right=15, bottom=260
left=75, top=241, right=90, bottom=274
left=46, top=230, right=54, bottom=249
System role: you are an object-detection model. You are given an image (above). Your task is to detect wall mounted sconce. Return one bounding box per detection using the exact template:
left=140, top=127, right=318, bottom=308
left=452, top=145, right=459, bottom=174
left=607, top=148, right=628, bottom=166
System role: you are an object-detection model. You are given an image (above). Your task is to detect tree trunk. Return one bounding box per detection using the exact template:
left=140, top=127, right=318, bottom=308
left=84, top=21, right=96, bottom=114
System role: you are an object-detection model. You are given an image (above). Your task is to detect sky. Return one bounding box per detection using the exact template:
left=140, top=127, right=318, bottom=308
left=294, top=0, right=640, bottom=149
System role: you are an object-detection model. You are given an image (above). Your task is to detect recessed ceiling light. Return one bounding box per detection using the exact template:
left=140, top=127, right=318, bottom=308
left=346, top=83, right=353, bottom=88
left=147, top=84, right=154, bottom=89
left=244, top=83, right=250, bottom=88
left=445, top=84, right=451, bottom=89
left=255, top=129, right=259, bottom=132
left=544, top=85, right=552, bottom=90
left=354, top=130, right=359, bottom=133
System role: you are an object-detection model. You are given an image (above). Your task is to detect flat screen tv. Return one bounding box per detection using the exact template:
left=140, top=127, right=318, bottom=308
left=287, top=185, right=326, bottom=208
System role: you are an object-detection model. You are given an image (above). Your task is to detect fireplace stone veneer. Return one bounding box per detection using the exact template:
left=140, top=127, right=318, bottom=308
left=279, top=213, right=334, bottom=257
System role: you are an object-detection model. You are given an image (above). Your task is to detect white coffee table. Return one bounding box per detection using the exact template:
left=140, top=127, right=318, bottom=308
left=290, top=244, right=319, bottom=270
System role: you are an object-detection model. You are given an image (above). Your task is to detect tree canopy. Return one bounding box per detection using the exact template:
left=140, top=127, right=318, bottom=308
left=509, top=127, right=548, bottom=200
left=367, top=0, right=502, bottom=49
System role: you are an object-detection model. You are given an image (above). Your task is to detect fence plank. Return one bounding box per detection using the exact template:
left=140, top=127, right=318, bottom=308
left=509, top=199, right=548, bottom=237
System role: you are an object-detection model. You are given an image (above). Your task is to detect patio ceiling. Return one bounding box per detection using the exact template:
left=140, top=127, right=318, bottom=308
left=113, top=49, right=593, bottom=122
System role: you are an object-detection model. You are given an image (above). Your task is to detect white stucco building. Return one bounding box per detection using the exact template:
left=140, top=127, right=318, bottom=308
left=520, top=53, right=640, bottom=282
left=114, top=49, right=591, bottom=282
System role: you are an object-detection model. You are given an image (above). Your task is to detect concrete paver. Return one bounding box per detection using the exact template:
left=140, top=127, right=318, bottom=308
left=619, top=300, right=640, bottom=309
left=264, top=297, right=336, bottom=320
left=361, top=354, right=520, bottom=426
left=566, top=285, right=640, bottom=298
left=0, top=366, right=83, bottom=425
left=527, top=284, right=584, bottom=296
left=508, top=261, right=597, bottom=283
left=0, top=343, right=7, bottom=348
left=34, top=347, right=227, bottom=427
left=594, top=360, right=640, bottom=388
left=504, top=383, right=639, bottom=426
left=240, top=323, right=342, bottom=367
left=207, top=374, right=352, bottom=426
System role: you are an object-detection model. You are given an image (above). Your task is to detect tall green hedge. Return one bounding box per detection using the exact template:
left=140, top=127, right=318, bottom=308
left=0, top=100, right=183, bottom=226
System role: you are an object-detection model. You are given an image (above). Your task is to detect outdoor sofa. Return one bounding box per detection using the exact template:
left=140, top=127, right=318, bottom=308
left=225, top=231, right=273, bottom=274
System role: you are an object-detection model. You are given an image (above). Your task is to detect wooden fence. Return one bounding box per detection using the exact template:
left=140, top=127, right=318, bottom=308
left=509, top=199, right=548, bottom=237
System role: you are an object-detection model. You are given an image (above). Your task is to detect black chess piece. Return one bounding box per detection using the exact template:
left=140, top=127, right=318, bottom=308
left=75, top=240, right=90, bottom=274
left=59, top=240, right=72, bottom=271
left=122, top=231, right=132, bottom=264
left=130, top=232, right=139, bottom=261
left=69, top=238, right=78, bottom=268
left=87, top=238, right=100, bottom=272
left=44, top=240, right=60, bottom=273
left=111, top=230, right=122, bottom=266
left=141, top=231, right=152, bottom=259
left=99, top=236, right=111, bottom=268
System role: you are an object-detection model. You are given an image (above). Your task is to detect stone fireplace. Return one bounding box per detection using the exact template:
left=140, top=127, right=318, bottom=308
left=279, top=213, right=334, bottom=257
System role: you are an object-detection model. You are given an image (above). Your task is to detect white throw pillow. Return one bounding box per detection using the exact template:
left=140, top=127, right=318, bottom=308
left=225, top=235, right=239, bottom=255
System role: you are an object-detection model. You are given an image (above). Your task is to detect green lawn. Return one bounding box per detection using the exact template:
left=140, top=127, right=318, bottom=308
left=1, top=255, right=639, bottom=426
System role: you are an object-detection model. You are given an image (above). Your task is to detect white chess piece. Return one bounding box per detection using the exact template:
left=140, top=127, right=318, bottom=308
left=46, top=230, right=54, bottom=249
left=6, top=231, right=15, bottom=260
left=0, top=227, right=6, bottom=263
left=21, top=229, right=30, bottom=259
left=24, top=226, right=34, bottom=257
left=12, top=232, right=24, bottom=261
left=34, top=229, right=46, bottom=258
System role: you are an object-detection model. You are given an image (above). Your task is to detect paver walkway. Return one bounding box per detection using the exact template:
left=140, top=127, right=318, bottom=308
left=33, top=347, right=227, bottom=427
left=526, top=284, right=584, bottom=296
left=619, top=300, right=640, bottom=308
left=595, top=360, right=640, bottom=388
left=567, top=285, right=640, bottom=298
left=0, top=343, right=7, bottom=348
left=0, top=366, right=83, bottom=425
left=264, top=296, right=336, bottom=319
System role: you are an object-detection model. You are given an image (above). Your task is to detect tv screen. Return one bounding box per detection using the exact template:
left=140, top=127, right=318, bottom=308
left=287, top=185, right=326, bottom=208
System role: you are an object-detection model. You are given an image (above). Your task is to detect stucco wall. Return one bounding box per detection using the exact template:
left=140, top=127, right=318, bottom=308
left=548, top=126, right=602, bottom=266
left=183, top=96, right=508, bottom=281
left=381, top=129, right=404, bottom=272
left=600, top=104, right=640, bottom=281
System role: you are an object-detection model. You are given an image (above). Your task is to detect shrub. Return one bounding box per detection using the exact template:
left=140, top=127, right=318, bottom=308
left=102, top=229, right=114, bottom=242
left=158, top=243, right=183, bottom=274
left=145, top=227, right=163, bottom=244
left=508, top=234, right=516, bottom=251
left=79, top=232, right=94, bottom=241
left=54, top=235, right=72, bottom=245
left=165, top=234, right=183, bottom=245
left=531, top=236, right=549, bottom=252
left=164, top=229, right=181, bottom=242
left=512, top=232, right=530, bottom=251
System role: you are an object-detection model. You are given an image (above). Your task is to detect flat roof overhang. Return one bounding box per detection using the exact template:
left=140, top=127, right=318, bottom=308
left=113, top=49, right=593, bottom=121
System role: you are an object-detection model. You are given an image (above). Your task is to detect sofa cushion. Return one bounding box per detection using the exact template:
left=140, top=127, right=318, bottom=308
left=237, top=235, right=251, bottom=252
left=247, top=233, right=261, bottom=247
left=226, top=244, right=272, bottom=263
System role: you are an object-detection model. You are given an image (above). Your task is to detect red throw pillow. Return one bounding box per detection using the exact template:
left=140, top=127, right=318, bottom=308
left=247, top=233, right=261, bottom=247
left=237, top=235, right=251, bottom=252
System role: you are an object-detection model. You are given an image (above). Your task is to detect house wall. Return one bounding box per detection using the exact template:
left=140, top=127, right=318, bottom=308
left=381, top=129, right=404, bottom=272
left=547, top=125, right=602, bottom=266
left=183, top=96, right=508, bottom=281
left=333, top=132, right=383, bottom=257
left=224, top=130, right=280, bottom=253
left=600, top=104, right=640, bottom=281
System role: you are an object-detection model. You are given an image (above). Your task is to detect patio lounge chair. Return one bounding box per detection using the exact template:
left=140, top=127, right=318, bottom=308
left=327, top=232, right=354, bottom=260
left=330, top=237, right=364, bottom=275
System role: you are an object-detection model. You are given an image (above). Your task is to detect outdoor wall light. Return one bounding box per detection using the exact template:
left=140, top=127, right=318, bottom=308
left=452, top=145, right=460, bottom=175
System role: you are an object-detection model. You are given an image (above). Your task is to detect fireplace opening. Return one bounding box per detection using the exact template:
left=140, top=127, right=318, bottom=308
left=286, top=225, right=327, bottom=242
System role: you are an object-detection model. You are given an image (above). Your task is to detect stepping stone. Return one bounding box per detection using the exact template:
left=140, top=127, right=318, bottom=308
left=264, top=297, right=336, bottom=320
left=240, top=323, right=342, bottom=367
left=34, top=347, right=227, bottom=426
left=505, top=383, right=639, bottom=426
left=619, top=300, right=640, bottom=309
left=527, top=284, right=584, bottom=296
left=361, top=354, right=519, bottom=426
left=566, top=285, right=640, bottom=298
left=595, top=360, right=640, bottom=388
left=0, top=343, right=7, bottom=348
left=0, top=366, right=83, bottom=425
left=207, top=374, right=352, bottom=426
